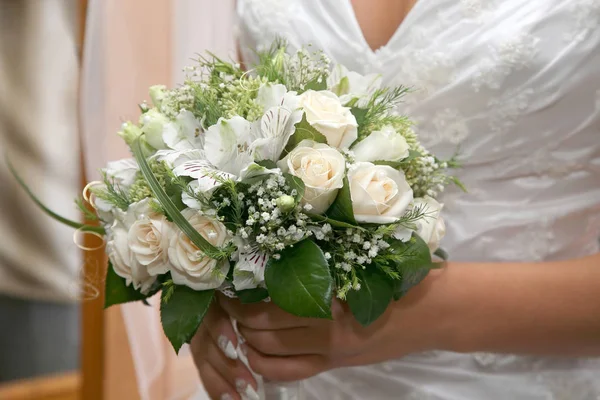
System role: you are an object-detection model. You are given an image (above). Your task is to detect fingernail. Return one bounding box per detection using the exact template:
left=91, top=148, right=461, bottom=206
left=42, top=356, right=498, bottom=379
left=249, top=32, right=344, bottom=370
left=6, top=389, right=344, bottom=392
left=240, top=343, right=248, bottom=356
left=220, top=394, right=233, bottom=400
left=235, top=379, right=260, bottom=400
left=218, top=335, right=238, bottom=360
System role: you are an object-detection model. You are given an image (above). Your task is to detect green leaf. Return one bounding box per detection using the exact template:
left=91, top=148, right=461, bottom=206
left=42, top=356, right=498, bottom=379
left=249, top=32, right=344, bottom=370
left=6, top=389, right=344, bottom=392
left=282, top=115, right=327, bottom=157
left=132, top=139, right=221, bottom=259
left=104, top=262, right=148, bottom=308
left=304, top=76, right=328, bottom=92
left=346, top=267, right=394, bottom=326
left=265, top=240, right=333, bottom=318
left=257, top=160, right=278, bottom=169
left=283, top=173, right=305, bottom=203
left=405, top=149, right=423, bottom=162
left=392, top=267, right=430, bottom=301
left=350, top=107, right=368, bottom=126
left=387, top=234, right=433, bottom=300
left=373, top=160, right=403, bottom=168
left=373, top=150, right=422, bottom=169
left=305, top=212, right=361, bottom=229
left=325, top=176, right=357, bottom=225
left=6, top=157, right=105, bottom=234
left=434, top=247, right=448, bottom=261
left=160, top=286, right=214, bottom=353
left=451, top=176, right=469, bottom=193
left=237, top=287, right=269, bottom=304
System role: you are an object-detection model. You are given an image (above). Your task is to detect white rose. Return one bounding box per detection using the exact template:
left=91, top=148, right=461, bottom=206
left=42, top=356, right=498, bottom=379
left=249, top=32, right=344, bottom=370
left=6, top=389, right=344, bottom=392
left=351, top=126, right=410, bottom=163
left=140, top=108, right=170, bottom=150
left=348, top=162, right=413, bottom=224
left=105, top=199, right=160, bottom=294
left=278, top=140, right=345, bottom=213
left=298, top=90, right=358, bottom=149
left=168, top=209, right=230, bottom=290
left=327, top=64, right=382, bottom=106
left=128, top=212, right=174, bottom=276
left=414, top=196, right=446, bottom=252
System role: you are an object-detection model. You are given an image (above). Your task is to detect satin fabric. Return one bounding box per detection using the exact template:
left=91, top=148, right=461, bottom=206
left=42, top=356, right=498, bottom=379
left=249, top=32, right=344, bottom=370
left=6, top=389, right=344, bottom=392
left=237, top=0, right=600, bottom=398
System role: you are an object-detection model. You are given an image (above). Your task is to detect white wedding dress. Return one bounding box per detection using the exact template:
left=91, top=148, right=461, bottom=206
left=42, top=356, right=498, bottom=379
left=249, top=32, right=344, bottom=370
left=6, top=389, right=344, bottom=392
left=238, top=0, right=600, bottom=399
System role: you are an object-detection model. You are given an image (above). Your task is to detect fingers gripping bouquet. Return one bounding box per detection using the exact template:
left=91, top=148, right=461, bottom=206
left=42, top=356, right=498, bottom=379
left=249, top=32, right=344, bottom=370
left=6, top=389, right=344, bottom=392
left=12, top=41, right=460, bottom=353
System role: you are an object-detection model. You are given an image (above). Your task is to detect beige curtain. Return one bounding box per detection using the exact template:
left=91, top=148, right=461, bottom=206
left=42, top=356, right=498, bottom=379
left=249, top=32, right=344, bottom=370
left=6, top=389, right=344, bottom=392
left=0, top=0, right=80, bottom=303
left=81, top=1, right=236, bottom=398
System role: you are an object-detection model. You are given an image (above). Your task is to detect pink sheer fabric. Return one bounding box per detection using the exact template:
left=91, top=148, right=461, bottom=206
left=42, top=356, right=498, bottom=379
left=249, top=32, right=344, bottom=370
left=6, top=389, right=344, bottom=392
left=80, top=1, right=236, bottom=398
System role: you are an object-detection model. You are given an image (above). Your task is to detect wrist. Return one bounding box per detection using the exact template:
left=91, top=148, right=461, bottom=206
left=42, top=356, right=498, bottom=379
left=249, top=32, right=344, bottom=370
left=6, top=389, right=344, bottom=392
left=415, top=262, right=477, bottom=353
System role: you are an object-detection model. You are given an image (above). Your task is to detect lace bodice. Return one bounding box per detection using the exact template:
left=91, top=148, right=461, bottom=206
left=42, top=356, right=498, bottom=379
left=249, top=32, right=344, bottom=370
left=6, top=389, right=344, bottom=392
left=238, top=0, right=600, bottom=398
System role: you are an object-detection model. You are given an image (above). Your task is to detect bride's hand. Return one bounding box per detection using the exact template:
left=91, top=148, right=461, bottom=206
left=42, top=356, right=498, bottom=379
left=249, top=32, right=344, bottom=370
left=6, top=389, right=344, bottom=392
left=190, top=302, right=260, bottom=400
left=216, top=271, right=448, bottom=383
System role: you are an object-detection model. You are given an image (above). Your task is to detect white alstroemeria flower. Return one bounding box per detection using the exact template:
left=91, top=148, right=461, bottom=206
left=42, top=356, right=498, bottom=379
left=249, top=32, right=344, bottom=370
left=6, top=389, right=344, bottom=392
left=413, top=196, right=446, bottom=252
left=151, top=148, right=205, bottom=168
left=351, top=126, right=410, bottom=163
left=298, top=90, right=358, bottom=149
left=173, top=160, right=236, bottom=209
left=168, top=209, right=230, bottom=290
left=106, top=199, right=166, bottom=294
left=232, top=241, right=268, bottom=291
left=204, top=116, right=256, bottom=175
left=251, top=83, right=303, bottom=161
left=256, top=83, right=300, bottom=111
left=162, top=109, right=204, bottom=150
left=139, top=108, right=170, bottom=150
left=348, top=162, right=413, bottom=224
left=104, top=158, right=139, bottom=187
left=327, top=64, right=382, bottom=106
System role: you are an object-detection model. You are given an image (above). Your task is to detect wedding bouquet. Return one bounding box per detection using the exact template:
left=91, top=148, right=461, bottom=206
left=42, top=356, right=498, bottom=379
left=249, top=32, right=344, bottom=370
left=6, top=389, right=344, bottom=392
left=10, top=41, right=459, bottom=354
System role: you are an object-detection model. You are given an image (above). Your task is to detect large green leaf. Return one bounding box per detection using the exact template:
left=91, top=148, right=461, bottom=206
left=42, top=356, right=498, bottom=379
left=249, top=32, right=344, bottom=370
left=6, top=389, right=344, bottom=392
left=346, top=267, right=394, bottom=326
left=237, top=287, right=269, bottom=304
left=132, top=139, right=221, bottom=258
left=387, top=234, right=433, bottom=300
left=282, top=115, right=327, bottom=157
left=325, top=176, right=357, bottom=225
left=104, top=262, right=148, bottom=308
left=265, top=240, right=333, bottom=318
left=160, top=285, right=214, bottom=353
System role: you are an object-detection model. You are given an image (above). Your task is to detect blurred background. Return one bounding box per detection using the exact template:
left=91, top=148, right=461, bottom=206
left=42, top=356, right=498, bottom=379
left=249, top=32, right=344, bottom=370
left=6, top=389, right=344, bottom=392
left=0, top=1, right=235, bottom=399
left=0, top=0, right=82, bottom=390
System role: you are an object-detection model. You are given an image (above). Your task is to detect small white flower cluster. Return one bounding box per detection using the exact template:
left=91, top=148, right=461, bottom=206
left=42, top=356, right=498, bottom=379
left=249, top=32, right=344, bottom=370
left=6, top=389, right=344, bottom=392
left=234, top=174, right=312, bottom=253
left=159, top=84, right=196, bottom=120
left=285, top=47, right=331, bottom=90
left=332, top=228, right=391, bottom=272
left=406, top=145, right=450, bottom=198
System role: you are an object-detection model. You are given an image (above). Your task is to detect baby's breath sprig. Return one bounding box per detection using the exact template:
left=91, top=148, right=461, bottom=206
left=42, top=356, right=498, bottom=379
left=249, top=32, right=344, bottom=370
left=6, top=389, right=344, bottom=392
left=254, top=39, right=331, bottom=93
